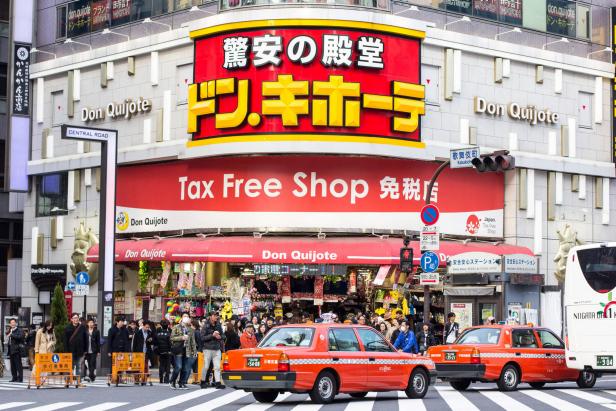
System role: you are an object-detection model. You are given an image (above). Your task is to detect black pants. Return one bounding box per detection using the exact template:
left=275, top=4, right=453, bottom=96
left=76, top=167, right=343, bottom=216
left=9, top=352, right=22, bottom=381
left=159, top=353, right=171, bottom=383
left=84, top=353, right=97, bottom=380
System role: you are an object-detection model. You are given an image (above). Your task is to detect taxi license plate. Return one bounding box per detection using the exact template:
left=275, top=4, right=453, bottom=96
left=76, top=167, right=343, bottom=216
left=445, top=352, right=456, bottom=361
left=246, top=357, right=261, bottom=368
left=597, top=355, right=613, bottom=367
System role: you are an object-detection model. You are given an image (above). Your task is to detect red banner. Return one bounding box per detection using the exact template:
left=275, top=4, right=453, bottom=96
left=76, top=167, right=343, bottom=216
left=314, top=277, right=324, bottom=305
left=189, top=21, right=423, bottom=144
left=115, top=155, right=503, bottom=237
left=64, top=291, right=73, bottom=316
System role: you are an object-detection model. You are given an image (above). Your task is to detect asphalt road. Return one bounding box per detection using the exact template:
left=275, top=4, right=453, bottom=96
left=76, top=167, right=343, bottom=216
left=1, top=376, right=616, bottom=411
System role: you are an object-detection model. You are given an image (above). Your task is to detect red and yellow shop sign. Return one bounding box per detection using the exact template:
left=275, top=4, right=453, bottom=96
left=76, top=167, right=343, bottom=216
left=188, top=19, right=425, bottom=147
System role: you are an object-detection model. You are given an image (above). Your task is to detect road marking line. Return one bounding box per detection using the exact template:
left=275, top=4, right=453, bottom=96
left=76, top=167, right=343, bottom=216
left=75, top=403, right=129, bottom=411
left=0, top=403, right=35, bottom=410
left=478, top=390, right=533, bottom=411
left=132, top=388, right=216, bottom=411
left=0, top=386, right=19, bottom=390
left=557, top=389, right=616, bottom=410
left=234, top=392, right=293, bottom=410
left=343, top=392, right=377, bottom=411
left=290, top=397, right=321, bottom=411
left=23, top=402, right=82, bottom=411
left=183, top=389, right=250, bottom=411
left=519, top=389, right=589, bottom=411
left=435, top=386, right=480, bottom=411
left=397, top=390, right=427, bottom=411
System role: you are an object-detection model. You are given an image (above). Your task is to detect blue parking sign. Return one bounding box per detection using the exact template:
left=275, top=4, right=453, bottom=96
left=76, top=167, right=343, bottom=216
left=420, top=251, right=440, bottom=273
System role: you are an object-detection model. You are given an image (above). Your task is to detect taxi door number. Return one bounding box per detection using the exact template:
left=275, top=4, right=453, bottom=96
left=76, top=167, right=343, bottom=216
left=246, top=357, right=261, bottom=368
left=445, top=352, right=457, bottom=361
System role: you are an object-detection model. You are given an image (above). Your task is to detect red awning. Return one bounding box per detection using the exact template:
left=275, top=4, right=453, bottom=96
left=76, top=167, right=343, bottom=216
left=87, top=236, right=533, bottom=266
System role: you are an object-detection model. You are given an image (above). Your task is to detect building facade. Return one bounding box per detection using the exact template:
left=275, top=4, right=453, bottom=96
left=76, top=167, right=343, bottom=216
left=23, top=0, right=615, bottom=337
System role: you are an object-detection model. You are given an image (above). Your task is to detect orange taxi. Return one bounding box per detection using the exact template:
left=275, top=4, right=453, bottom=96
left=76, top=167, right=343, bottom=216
left=428, top=325, right=596, bottom=391
left=222, top=323, right=436, bottom=403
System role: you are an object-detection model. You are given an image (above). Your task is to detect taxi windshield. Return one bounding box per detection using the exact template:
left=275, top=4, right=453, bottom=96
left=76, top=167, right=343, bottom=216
left=456, top=328, right=501, bottom=345
left=258, top=327, right=315, bottom=348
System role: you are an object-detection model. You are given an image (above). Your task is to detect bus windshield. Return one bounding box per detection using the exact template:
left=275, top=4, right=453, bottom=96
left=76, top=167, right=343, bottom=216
left=577, top=247, right=616, bottom=293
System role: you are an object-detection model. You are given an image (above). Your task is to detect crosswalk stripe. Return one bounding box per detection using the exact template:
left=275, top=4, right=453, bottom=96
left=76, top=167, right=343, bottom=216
left=435, top=386, right=480, bottom=411
left=290, top=397, right=322, bottom=411
left=604, top=391, right=616, bottom=397
left=0, top=386, right=19, bottom=390
left=234, top=392, right=293, bottom=410
left=478, top=390, right=534, bottom=411
left=75, top=403, right=130, bottom=411
left=343, top=392, right=377, bottom=411
left=0, top=403, right=35, bottom=410
left=397, top=390, right=427, bottom=411
left=132, top=388, right=216, bottom=411
left=519, top=389, right=589, bottom=411
left=183, top=389, right=250, bottom=411
left=23, top=402, right=82, bottom=411
left=557, top=389, right=616, bottom=410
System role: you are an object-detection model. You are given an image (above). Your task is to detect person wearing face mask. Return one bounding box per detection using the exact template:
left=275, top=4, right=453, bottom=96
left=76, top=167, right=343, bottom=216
left=169, top=313, right=197, bottom=390
left=64, top=314, right=88, bottom=378
left=108, top=317, right=129, bottom=358
left=393, top=321, right=419, bottom=354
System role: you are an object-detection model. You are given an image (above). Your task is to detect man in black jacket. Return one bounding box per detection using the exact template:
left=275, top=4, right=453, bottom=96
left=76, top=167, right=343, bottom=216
left=200, top=311, right=225, bottom=389
left=132, top=321, right=155, bottom=378
left=155, top=319, right=172, bottom=384
left=84, top=319, right=100, bottom=382
left=107, top=317, right=129, bottom=357
left=6, top=319, right=23, bottom=382
left=64, top=314, right=88, bottom=378
left=415, top=323, right=437, bottom=355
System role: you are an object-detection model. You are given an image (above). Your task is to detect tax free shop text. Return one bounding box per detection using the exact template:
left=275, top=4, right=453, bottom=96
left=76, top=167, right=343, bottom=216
left=179, top=172, right=370, bottom=204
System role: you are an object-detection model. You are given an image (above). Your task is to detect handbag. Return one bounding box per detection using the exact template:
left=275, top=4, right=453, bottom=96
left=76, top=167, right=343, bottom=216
left=170, top=341, right=183, bottom=356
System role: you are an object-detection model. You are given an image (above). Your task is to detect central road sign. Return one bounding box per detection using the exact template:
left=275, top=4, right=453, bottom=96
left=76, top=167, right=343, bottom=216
left=76, top=271, right=90, bottom=285
left=420, top=251, right=439, bottom=273
left=420, top=204, right=440, bottom=226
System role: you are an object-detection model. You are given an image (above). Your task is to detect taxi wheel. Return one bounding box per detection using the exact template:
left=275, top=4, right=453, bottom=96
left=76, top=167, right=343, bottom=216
left=349, top=392, right=368, bottom=398
left=529, top=382, right=546, bottom=389
left=576, top=370, right=596, bottom=389
left=310, top=371, right=338, bottom=404
left=450, top=380, right=471, bottom=391
left=497, top=364, right=520, bottom=392
left=405, top=368, right=429, bottom=399
left=252, top=391, right=279, bottom=403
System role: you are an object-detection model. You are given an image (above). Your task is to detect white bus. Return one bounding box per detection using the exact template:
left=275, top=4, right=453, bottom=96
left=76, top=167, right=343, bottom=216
left=564, top=243, right=616, bottom=377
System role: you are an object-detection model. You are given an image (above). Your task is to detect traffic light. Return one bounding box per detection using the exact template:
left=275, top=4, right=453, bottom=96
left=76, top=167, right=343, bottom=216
left=400, top=247, right=413, bottom=272
left=471, top=151, right=515, bottom=173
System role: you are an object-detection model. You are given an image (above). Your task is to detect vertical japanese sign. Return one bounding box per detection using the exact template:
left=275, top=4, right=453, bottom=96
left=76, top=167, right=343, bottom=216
left=188, top=19, right=425, bottom=146
left=499, top=0, right=523, bottom=26
left=612, top=7, right=616, bottom=163
left=12, top=44, right=30, bottom=116
left=111, top=0, right=131, bottom=26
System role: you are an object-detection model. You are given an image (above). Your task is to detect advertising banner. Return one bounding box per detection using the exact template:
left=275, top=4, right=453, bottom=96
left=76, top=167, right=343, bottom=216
left=443, top=0, right=472, bottom=15
left=91, top=0, right=111, bottom=32
left=67, top=0, right=91, bottom=38
left=499, top=0, right=523, bottom=26
left=111, top=0, right=131, bottom=26
left=12, top=45, right=30, bottom=116
left=115, top=155, right=504, bottom=236
left=547, top=0, right=576, bottom=37
left=189, top=20, right=424, bottom=147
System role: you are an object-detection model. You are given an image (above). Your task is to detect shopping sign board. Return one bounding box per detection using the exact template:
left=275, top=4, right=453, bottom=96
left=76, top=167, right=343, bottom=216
left=115, top=156, right=504, bottom=236
left=188, top=20, right=424, bottom=147
left=448, top=252, right=502, bottom=274
left=450, top=147, right=480, bottom=169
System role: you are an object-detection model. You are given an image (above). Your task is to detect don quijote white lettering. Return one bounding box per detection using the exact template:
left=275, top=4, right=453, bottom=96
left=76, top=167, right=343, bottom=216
left=262, top=250, right=338, bottom=262
left=474, top=96, right=558, bottom=126
left=81, top=97, right=152, bottom=123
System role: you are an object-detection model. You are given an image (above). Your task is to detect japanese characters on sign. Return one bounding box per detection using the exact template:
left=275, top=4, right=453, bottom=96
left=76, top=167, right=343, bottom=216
left=67, top=0, right=91, bottom=38
left=420, top=273, right=440, bottom=286
left=189, top=22, right=424, bottom=144
left=116, top=155, right=503, bottom=236
left=448, top=252, right=502, bottom=274
left=503, top=253, right=538, bottom=274
left=12, top=44, right=30, bottom=116
left=450, top=147, right=480, bottom=169
left=420, top=226, right=440, bottom=251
